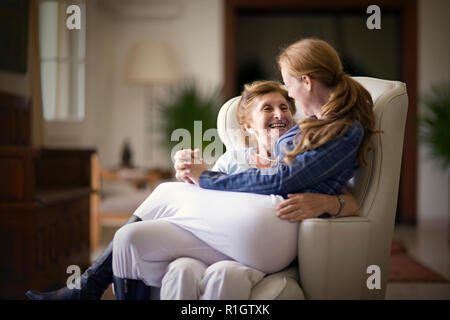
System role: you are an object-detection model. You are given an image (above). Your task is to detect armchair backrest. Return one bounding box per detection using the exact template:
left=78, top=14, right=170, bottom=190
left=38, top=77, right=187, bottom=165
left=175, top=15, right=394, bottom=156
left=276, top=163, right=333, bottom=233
left=351, top=77, right=408, bottom=298
left=351, top=77, right=408, bottom=218
left=216, top=96, right=245, bottom=151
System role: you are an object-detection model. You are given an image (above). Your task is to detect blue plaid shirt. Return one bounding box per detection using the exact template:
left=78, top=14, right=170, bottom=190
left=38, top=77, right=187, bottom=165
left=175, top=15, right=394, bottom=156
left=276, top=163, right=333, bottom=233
left=199, top=120, right=364, bottom=198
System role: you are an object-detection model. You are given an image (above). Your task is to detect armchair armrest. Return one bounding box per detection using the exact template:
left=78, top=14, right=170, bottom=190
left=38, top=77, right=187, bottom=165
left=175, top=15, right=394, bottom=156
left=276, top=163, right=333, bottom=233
left=297, top=216, right=371, bottom=299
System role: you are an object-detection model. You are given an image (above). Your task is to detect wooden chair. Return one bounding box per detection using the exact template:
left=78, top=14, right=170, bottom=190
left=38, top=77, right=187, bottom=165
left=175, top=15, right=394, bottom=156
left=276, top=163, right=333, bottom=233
left=90, top=154, right=173, bottom=252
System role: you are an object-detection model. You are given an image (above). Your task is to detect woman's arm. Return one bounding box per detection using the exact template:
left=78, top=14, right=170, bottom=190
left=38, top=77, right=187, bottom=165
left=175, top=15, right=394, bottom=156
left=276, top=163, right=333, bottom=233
left=191, top=122, right=364, bottom=197
left=175, top=149, right=249, bottom=183
left=276, top=191, right=359, bottom=222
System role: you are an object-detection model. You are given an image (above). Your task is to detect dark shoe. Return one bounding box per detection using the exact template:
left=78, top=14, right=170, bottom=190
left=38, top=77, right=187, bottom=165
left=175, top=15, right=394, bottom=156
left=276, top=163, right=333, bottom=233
left=112, top=276, right=151, bottom=300
left=25, top=286, right=81, bottom=300
left=26, top=215, right=142, bottom=300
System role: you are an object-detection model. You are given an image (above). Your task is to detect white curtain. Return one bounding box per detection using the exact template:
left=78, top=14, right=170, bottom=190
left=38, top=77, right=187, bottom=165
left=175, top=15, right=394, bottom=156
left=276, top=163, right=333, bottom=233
left=39, top=0, right=85, bottom=121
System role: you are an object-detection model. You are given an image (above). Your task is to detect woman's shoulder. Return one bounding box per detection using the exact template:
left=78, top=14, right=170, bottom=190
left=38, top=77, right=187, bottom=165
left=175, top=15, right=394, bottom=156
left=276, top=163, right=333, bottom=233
left=224, top=148, right=256, bottom=158
left=347, top=120, right=365, bottom=139
left=283, top=124, right=300, bottom=136
left=278, top=124, right=300, bottom=143
left=273, top=125, right=299, bottom=158
left=212, top=148, right=254, bottom=174
left=328, top=120, right=364, bottom=152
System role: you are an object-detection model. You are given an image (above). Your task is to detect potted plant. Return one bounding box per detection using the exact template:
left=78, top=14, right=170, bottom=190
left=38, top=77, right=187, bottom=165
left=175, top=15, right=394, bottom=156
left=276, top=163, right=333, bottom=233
left=417, top=82, right=450, bottom=242
left=157, top=80, right=223, bottom=156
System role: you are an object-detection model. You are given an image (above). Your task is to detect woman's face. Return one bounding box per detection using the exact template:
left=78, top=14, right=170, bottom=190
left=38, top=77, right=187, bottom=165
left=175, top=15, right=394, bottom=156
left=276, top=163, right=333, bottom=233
left=245, top=91, right=294, bottom=148
left=281, top=68, right=313, bottom=116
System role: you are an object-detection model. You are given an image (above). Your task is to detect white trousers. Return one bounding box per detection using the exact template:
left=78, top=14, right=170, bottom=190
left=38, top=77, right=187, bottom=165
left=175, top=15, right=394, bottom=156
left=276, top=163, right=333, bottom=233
left=112, top=182, right=298, bottom=287
left=160, top=258, right=265, bottom=300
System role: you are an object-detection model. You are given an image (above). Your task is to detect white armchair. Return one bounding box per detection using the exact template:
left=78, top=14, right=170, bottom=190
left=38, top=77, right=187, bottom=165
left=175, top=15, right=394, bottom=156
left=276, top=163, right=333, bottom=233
left=216, top=77, right=408, bottom=299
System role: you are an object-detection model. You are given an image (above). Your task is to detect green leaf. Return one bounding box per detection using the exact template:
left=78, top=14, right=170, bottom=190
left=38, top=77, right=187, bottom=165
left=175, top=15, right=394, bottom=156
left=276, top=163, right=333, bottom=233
left=156, top=79, right=224, bottom=152
left=417, top=82, right=450, bottom=170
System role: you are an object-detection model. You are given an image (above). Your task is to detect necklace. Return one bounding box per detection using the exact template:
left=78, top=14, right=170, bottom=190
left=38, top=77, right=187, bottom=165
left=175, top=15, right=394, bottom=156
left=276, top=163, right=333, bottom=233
left=253, top=149, right=278, bottom=168
left=255, top=153, right=276, bottom=162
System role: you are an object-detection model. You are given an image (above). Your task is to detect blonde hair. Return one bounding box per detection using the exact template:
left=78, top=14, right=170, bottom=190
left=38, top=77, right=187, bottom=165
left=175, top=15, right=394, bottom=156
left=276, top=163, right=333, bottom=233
left=278, top=38, right=376, bottom=166
left=237, top=80, right=296, bottom=132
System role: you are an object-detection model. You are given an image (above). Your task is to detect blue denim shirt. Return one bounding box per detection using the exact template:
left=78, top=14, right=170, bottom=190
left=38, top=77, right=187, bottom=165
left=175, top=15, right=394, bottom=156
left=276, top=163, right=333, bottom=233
left=198, top=120, right=364, bottom=198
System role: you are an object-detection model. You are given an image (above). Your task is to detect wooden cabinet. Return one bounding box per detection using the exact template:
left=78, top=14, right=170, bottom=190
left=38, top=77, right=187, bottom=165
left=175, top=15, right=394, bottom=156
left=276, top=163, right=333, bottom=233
left=0, top=191, right=91, bottom=299
left=0, top=91, right=93, bottom=299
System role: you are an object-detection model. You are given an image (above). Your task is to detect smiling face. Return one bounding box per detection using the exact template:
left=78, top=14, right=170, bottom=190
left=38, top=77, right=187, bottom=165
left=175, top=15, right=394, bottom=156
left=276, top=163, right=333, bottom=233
left=244, top=91, right=294, bottom=152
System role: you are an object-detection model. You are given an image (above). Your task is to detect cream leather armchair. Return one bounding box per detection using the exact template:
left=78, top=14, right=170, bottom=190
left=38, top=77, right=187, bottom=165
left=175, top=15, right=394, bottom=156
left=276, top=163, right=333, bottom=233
left=216, top=77, right=408, bottom=300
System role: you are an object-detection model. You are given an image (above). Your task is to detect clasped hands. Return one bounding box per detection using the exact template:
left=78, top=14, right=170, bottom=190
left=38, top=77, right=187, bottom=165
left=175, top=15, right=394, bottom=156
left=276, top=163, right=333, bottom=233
left=174, top=149, right=330, bottom=223
left=174, top=149, right=207, bottom=185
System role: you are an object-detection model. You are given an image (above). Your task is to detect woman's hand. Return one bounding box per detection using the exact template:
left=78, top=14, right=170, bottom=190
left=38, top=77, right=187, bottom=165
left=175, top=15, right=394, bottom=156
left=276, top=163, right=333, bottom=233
left=174, top=149, right=195, bottom=184
left=276, top=193, right=338, bottom=222
left=174, top=149, right=207, bottom=185
left=185, top=149, right=207, bottom=184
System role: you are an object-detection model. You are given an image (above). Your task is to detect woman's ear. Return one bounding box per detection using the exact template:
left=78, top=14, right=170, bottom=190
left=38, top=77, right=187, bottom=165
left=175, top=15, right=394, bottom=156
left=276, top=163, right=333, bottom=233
left=302, top=75, right=313, bottom=92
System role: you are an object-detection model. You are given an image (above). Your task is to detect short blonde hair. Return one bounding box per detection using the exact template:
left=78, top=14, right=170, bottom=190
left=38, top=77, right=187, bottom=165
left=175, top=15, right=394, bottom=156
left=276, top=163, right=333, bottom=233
left=236, top=80, right=296, bottom=132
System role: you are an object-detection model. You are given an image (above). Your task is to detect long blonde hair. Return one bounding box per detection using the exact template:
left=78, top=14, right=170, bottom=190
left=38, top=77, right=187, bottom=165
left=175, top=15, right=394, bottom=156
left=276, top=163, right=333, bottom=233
left=278, top=38, right=376, bottom=166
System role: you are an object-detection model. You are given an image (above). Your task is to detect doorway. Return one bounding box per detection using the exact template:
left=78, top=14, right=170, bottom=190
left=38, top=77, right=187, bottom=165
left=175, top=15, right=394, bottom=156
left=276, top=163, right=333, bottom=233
left=235, top=10, right=401, bottom=94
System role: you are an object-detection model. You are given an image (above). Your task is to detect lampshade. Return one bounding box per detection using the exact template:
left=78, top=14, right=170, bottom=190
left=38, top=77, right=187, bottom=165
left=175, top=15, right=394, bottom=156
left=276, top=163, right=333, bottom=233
left=126, top=41, right=180, bottom=85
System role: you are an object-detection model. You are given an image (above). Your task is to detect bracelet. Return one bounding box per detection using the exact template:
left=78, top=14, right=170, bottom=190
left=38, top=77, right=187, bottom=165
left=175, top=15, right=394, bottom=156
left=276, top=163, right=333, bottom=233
left=332, top=195, right=345, bottom=219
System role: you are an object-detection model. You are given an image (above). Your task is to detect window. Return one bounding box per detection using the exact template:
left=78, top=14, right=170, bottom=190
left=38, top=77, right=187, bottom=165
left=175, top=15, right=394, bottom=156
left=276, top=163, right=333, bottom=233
left=39, top=0, right=85, bottom=121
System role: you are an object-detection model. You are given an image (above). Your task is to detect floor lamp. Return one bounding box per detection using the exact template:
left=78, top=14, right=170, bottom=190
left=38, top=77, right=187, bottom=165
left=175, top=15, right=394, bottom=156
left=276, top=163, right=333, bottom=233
left=126, top=41, right=180, bottom=164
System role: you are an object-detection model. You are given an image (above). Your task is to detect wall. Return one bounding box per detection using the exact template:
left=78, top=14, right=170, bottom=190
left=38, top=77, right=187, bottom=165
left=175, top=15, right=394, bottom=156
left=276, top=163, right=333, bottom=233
left=86, top=0, right=224, bottom=169
left=417, top=0, right=450, bottom=225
